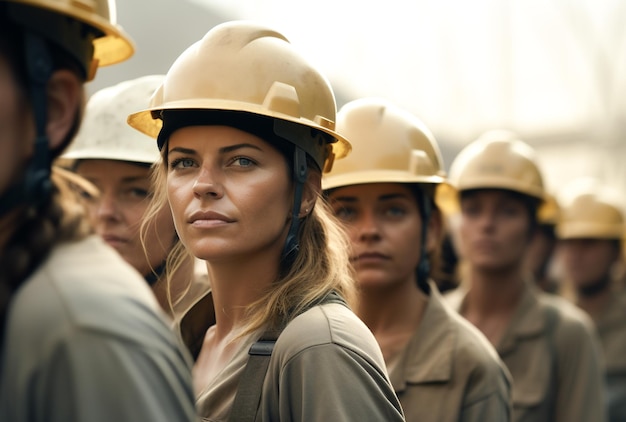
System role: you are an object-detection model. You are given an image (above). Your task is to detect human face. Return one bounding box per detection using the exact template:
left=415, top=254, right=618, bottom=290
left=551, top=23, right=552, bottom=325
left=329, top=183, right=424, bottom=290
left=76, top=159, right=176, bottom=277
left=0, top=55, right=33, bottom=201
left=165, top=125, right=292, bottom=264
left=559, top=238, right=619, bottom=289
left=459, top=189, right=533, bottom=272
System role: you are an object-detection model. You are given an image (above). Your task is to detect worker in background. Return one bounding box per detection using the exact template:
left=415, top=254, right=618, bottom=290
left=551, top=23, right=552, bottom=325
left=556, top=178, right=626, bottom=422
left=442, top=130, right=607, bottom=422
left=62, top=75, right=209, bottom=317
left=324, top=98, right=511, bottom=421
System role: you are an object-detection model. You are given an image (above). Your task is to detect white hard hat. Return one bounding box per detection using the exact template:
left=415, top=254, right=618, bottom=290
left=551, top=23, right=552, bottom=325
left=64, top=75, right=164, bottom=163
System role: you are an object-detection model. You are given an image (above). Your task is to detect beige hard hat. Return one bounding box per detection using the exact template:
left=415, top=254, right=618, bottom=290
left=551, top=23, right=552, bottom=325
left=439, top=129, right=547, bottom=214
left=127, top=21, right=350, bottom=173
left=64, top=75, right=164, bottom=164
left=4, top=0, right=134, bottom=79
left=323, top=97, right=452, bottom=202
left=538, top=193, right=560, bottom=226
left=557, top=178, right=625, bottom=240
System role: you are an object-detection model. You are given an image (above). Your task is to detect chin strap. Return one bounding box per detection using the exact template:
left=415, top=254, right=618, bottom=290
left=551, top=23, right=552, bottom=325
left=0, top=31, right=53, bottom=217
left=416, top=189, right=432, bottom=294
left=280, top=147, right=308, bottom=271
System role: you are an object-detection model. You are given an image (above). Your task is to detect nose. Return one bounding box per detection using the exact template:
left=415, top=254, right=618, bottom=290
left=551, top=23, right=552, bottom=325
left=357, top=210, right=381, bottom=242
left=192, top=167, right=224, bottom=199
left=476, top=208, right=497, bottom=232
left=94, top=189, right=121, bottom=222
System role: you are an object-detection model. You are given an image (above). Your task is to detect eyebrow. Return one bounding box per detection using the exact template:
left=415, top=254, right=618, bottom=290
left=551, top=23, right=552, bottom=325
left=332, top=193, right=409, bottom=203
left=83, top=175, right=148, bottom=185
left=169, top=143, right=263, bottom=156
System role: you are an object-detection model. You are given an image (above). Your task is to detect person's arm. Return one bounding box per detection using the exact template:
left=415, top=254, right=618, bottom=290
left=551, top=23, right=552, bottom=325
left=460, top=362, right=512, bottom=422
left=33, top=328, right=197, bottom=422
left=554, top=316, right=607, bottom=422
left=272, top=343, right=405, bottom=422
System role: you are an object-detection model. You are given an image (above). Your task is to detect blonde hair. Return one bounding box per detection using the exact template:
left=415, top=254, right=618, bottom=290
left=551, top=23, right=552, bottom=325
left=140, top=158, right=195, bottom=316
left=144, top=145, right=357, bottom=335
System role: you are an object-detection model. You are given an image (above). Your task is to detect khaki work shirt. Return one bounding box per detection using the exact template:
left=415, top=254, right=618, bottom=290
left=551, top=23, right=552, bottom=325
left=0, top=236, right=196, bottom=422
left=390, top=284, right=512, bottom=421
left=179, top=291, right=405, bottom=421
left=446, top=282, right=607, bottom=422
left=589, top=290, right=626, bottom=422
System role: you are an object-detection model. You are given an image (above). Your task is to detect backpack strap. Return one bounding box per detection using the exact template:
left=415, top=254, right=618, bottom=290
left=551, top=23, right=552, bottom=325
left=228, top=291, right=346, bottom=421
left=228, top=329, right=281, bottom=422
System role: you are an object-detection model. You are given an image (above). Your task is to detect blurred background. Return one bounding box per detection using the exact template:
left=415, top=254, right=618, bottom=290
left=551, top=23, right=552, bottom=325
left=90, top=0, right=626, bottom=207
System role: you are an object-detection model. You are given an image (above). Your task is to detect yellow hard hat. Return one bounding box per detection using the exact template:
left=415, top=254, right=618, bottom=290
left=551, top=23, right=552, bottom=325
left=4, top=0, right=134, bottom=79
left=322, top=97, right=451, bottom=201
left=63, top=75, right=163, bottom=164
left=538, top=193, right=560, bottom=226
left=439, top=130, right=546, bottom=214
left=128, top=21, right=350, bottom=173
left=557, top=179, right=625, bottom=240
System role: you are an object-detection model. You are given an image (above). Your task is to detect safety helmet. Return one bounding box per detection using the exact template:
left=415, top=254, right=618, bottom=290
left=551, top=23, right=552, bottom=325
left=439, top=130, right=547, bottom=214
left=323, top=97, right=448, bottom=192
left=63, top=75, right=163, bottom=164
left=323, top=97, right=450, bottom=294
left=127, top=20, right=350, bottom=173
left=4, top=0, right=134, bottom=80
left=557, top=179, right=625, bottom=240
left=538, top=193, right=560, bottom=226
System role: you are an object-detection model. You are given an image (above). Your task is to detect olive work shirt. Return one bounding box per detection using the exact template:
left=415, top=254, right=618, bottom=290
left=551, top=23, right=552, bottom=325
left=0, top=236, right=197, bottom=422
left=588, top=290, right=626, bottom=422
left=178, top=290, right=406, bottom=421
left=390, top=283, right=512, bottom=421
left=446, top=282, right=607, bottom=422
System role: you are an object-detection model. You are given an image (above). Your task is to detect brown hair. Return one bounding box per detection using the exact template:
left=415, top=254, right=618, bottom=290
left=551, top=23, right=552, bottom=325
left=0, top=16, right=89, bottom=346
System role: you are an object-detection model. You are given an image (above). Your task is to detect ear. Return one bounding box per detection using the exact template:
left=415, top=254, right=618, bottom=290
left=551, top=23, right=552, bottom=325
left=425, top=207, right=443, bottom=253
left=46, top=70, right=83, bottom=151
left=299, top=170, right=321, bottom=218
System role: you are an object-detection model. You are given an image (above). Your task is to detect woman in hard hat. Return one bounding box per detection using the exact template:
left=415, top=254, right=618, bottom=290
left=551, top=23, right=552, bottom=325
left=62, top=75, right=209, bottom=316
left=556, top=178, right=626, bottom=422
left=323, top=98, right=512, bottom=422
left=443, top=131, right=607, bottom=422
left=129, top=21, right=404, bottom=421
left=0, top=1, right=196, bottom=420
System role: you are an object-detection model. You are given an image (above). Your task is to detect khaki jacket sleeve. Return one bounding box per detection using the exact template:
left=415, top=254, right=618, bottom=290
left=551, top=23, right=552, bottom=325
left=33, top=328, right=197, bottom=422
left=267, top=342, right=405, bottom=422
left=553, top=315, right=607, bottom=422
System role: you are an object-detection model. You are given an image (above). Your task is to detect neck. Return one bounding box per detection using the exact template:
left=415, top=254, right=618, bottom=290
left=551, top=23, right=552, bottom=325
left=356, top=277, right=428, bottom=340
left=576, top=278, right=612, bottom=318
left=464, top=263, right=526, bottom=317
left=206, top=251, right=280, bottom=338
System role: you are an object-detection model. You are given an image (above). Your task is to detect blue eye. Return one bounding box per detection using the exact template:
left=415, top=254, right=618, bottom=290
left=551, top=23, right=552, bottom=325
left=233, top=157, right=255, bottom=167
left=170, top=158, right=195, bottom=169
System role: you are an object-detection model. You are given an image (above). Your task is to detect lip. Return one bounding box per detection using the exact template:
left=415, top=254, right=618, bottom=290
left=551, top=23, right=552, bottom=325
left=101, top=234, right=129, bottom=248
left=351, top=251, right=391, bottom=264
left=472, top=240, right=500, bottom=252
left=188, top=210, right=235, bottom=228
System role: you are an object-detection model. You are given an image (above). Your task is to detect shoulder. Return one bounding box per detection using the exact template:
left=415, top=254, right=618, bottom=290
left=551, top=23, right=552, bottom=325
left=437, top=294, right=512, bottom=391
left=539, top=293, right=596, bottom=337
left=6, top=236, right=179, bottom=361
left=275, top=301, right=385, bottom=367
left=537, top=293, right=601, bottom=357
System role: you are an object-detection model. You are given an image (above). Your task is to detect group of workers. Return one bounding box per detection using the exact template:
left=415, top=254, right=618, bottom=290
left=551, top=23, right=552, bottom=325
left=0, top=1, right=624, bottom=421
